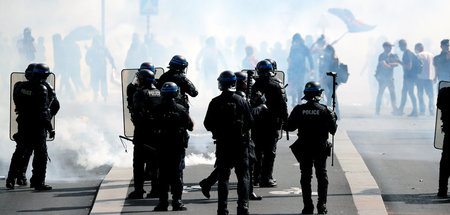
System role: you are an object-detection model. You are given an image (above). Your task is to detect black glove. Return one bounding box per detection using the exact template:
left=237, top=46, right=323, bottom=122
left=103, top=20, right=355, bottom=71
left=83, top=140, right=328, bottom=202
left=48, top=130, right=55, bottom=139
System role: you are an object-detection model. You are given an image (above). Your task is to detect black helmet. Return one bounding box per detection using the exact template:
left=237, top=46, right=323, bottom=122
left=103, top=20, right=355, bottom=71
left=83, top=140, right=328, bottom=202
left=235, top=71, right=247, bottom=82
left=302, top=81, right=324, bottom=101
left=264, top=58, right=277, bottom=71
left=30, top=63, right=50, bottom=82
left=139, top=62, right=155, bottom=72
left=168, top=55, right=188, bottom=72
left=255, top=60, right=274, bottom=77
left=24, top=63, right=37, bottom=80
left=235, top=71, right=247, bottom=91
left=161, top=82, right=179, bottom=99
left=136, top=69, right=155, bottom=86
left=217, top=71, right=236, bottom=91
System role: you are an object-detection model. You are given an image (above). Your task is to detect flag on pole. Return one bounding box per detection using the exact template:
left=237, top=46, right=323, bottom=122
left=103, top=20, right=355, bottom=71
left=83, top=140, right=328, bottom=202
left=328, top=8, right=375, bottom=33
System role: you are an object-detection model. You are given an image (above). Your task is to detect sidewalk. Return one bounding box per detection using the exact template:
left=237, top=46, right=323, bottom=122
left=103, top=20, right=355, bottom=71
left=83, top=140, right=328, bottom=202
left=91, top=128, right=387, bottom=215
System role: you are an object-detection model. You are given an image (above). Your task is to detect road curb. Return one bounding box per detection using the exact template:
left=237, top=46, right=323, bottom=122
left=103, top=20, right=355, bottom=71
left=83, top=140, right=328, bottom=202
left=90, top=167, right=132, bottom=215
left=335, top=129, right=388, bottom=215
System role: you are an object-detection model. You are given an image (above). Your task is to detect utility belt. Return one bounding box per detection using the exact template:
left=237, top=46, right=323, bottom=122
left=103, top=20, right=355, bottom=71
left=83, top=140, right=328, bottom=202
left=290, top=138, right=330, bottom=155
left=158, top=128, right=189, bottom=148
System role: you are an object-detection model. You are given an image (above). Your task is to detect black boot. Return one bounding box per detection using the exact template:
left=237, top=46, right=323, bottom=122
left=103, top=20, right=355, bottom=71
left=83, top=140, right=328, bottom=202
left=127, top=190, right=145, bottom=199
left=146, top=188, right=159, bottom=198
left=301, top=206, right=314, bottom=214
left=199, top=179, right=211, bottom=199
left=253, top=179, right=260, bottom=187
left=6, top=177, right=15, bottom=190
left=259, top=178, right=277, bottom=187
left=249, top=192, right=262, bottom=200
left=33, top=183, right=52, bottom=191
left=172, top=199, right=187, bottom=211
left=317, top=202, right=328, bottom=214
left=16, top=176, right=27, bottom=186
left=437, top=189, right=448, bottom=198
left=217, top=208, right=229, bottom=215
left=302, top=199, right=314, bottom=214
left=154, top=200, right=169, bottom=211
left=237, top=206, right=249, bottom=215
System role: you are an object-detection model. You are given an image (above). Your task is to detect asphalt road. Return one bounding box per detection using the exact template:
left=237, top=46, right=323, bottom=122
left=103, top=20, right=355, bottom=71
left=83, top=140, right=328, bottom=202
left=120, top=137, right=358, bottom=215
left=0, top=137, right=358, bottom=215
left=0, top=165, right=110, bottom=215
left=341, top=108, right=450, bottom=215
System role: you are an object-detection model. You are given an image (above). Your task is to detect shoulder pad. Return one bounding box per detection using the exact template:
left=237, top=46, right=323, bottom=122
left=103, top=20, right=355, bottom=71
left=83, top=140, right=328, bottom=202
left=40, top=83, right=48, bottom=91
left=272, top=77, right=282, bottom=83
left=316, top=102, right=331, bottom=111
left=235, top=91, right=246, bottom=98
left=326, top=106, right=334, bottom=112
left=176, top=103, right=188, bottom=112
left=13, top=81, right=25, bottom=88
left=231, top=93, right=243, bottom=101
left=42, top=82, right=54, bottom=90
left=269, top=77, right=283, bottom=86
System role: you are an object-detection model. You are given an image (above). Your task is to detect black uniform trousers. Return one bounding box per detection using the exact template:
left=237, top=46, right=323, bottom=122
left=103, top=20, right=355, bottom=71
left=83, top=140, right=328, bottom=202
left=7, top=138, right=32, bottom=181
left=204, top=163, right=256, bottom=195
left=216, top=142, right=250, bottom=213
left=203, top=141, right=257, bottom=194
left=293, top=148, right=328, bottom=207
left=29, top=134, right=48, bottom=185
left=158, top=149, right=186, bottom=204
left=9, top=125, right=48, bottom=185
left=132, top=144, right=158, bottom=192
left=439, top=132, right=450, bottom=193
left=253, top=136, right=278, bottom=182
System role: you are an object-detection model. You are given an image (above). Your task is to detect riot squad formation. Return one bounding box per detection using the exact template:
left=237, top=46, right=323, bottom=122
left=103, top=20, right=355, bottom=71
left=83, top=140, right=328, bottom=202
left=5, top=28, right=450, bottom=215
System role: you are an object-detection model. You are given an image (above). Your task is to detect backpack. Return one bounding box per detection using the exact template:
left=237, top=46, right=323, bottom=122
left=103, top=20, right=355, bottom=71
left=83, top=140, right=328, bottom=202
left=411, top=52, right=423, bottom=75
left=337, top=63, right=349, bottom=84
left=217, top=94, right=245, bottom=139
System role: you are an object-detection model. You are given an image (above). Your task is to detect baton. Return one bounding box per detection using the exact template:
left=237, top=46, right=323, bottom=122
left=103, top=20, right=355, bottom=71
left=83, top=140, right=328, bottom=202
left=119, top=135, right=157, bottom=152
left=119, top=135, right=130, bottom=153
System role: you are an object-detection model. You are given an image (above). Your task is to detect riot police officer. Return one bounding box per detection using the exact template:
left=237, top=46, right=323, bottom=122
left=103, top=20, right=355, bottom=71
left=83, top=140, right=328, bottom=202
left=284, top=81, right=337, bottom=214
left=204, top=71, right=253, bottom=215
left=7, top=63, right=60, bottom=190
left=126, top=62, right=156, bottom=122
left=251, top=59, right=288, bottom=187
left=199, top=71, right=262, bottom=201
left=6, top=63, right=36, bottom=189
left=156, top=55, right=198, bottom=111
left=437, top=86, right=450, bottom=198
left=154, top=82, right=193, bottom=211
left=128, top=69, right=161, bottom=199
left=126, top=62, right=158, bottom=187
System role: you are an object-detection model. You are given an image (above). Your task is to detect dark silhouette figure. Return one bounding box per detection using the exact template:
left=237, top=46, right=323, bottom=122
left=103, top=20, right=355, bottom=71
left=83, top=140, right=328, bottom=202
left=86, top=36, right=116, bottom=100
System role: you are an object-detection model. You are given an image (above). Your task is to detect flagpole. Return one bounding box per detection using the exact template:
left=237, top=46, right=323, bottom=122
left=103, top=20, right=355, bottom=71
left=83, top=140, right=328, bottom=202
left=330, top=31, right=348, bottom=46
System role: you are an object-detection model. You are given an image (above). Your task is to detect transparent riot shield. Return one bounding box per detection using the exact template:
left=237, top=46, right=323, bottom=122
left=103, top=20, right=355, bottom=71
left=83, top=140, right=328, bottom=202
left=121, top=67, right=164, bottom=137
left=241, top=69, right=286, bottom=85
left=10, top=72, right=56, bottom=141
left=434, top=81, right=450, bottom=150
